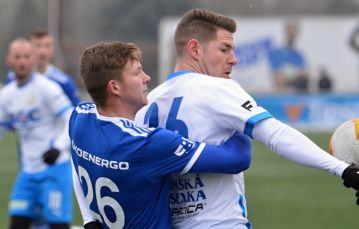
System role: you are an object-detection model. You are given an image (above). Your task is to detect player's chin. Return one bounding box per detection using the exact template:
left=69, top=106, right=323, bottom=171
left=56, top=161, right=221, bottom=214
left=221, top=74, right=231, bottom=79
left=142, top=95, right=149, bottom=105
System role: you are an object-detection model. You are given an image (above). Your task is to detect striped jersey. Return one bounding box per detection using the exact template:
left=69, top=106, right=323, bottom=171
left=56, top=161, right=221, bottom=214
left=70, top=103, right=207, bottom=229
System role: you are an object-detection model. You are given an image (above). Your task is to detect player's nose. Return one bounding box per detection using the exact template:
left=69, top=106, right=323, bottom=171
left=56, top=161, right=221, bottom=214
left=143, top=72, right=151, bottom=83
left=229, top=51, right=238, bottom=65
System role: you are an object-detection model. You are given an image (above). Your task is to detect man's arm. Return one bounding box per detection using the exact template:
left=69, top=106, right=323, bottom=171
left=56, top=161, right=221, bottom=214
left=41, top=79, right=74, bottom=164
left=252, top=118, right=359, bottom=204
left=189, top=132, right=252, bottom=174
left=42, top=106, right=73, bottom=165
left=143, top=129, right=252, bottom=180
left=52, top=107, right=73, bottom=152
left=252, top=117, right=348, bottom=176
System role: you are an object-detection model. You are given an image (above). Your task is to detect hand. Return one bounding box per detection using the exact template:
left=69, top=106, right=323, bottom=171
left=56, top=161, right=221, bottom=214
left=84, top=221, right=102, bottom=229
left=42, top=148, right=60, bottom=165
left=341, top=163, right=359, bottom=205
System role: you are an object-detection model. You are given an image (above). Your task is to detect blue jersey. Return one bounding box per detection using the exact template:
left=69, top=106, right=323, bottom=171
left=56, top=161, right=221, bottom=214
left=268, top=46, right=306, bottom=77
left=69, top=103, right=207, bottom=228
left=5, top=64, right=81, bottom=106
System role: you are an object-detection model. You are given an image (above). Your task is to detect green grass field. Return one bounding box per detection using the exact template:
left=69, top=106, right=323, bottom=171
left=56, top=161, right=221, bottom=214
left=0, top=132, right=83, bottom=228
left=0, top=132, right=358, bottom=228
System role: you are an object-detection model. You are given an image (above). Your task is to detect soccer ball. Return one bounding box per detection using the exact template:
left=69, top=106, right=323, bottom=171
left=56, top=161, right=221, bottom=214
left=329, top=119, right=359, bottom=164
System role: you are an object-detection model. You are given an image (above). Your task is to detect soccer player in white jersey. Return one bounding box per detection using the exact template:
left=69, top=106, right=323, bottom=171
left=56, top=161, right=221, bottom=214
left=5, top=28, right=81, bottom=106
left=70, top=41, right=253, bottom=229
left=0, top=38, right=73, bottom=229
left=135, top=9, right=359, bottom=228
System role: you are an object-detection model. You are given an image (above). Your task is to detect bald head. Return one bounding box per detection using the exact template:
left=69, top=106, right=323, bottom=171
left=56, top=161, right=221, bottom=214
left=7, top=38, right=36, bottom=82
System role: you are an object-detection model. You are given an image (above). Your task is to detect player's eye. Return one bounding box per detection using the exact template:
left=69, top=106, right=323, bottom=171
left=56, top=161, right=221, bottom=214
left=220, top=47, right=228, bottom=53
left=136, top=67, right=143, bottom=75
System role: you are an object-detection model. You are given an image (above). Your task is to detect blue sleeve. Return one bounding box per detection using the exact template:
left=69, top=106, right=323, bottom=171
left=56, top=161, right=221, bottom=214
left=142, top=128, right=204, bottom=181
left=294, top=51, right=306, bottom=67
left=190, top=132, right=252, bottom=174
left=268, top=49, right=282, bottom=71
left=62, top=78, right=81, bottom=106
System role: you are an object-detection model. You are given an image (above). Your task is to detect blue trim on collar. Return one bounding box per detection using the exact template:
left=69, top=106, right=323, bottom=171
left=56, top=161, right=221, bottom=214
left=167, top=71, right=193, bottom=80
left=16, top=73, right=35, bottom=88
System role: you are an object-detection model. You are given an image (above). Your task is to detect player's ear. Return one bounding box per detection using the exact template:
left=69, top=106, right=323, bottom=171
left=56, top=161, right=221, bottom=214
left=107, top=79, right=121, bottom=96
left=187, top=39, right=201, bottom=61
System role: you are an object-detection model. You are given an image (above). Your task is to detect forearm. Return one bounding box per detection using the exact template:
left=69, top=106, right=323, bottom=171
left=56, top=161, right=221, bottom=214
left=252, top=118, right=349, bottom=177
left=190, top=132, right=252, bottom=174
left=53, top=108, right=72, bottom=151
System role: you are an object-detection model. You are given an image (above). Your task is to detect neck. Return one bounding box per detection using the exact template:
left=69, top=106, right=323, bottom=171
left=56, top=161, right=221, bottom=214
left=15, top=73, right=32, bottom=85
left=37, top=64, right=48, bottom=74
left=174, top=58, right=201, bottom=73
left=97, top=100, right=136, bottom=120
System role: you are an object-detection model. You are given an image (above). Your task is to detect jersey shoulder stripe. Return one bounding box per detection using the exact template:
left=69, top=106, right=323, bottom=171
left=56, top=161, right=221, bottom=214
left=244, top=111, right=273, bottom=137
left=114, top=119, right=152, bottom=137
left=180, top=142, right=205, bottom=174
left=75, top=103, right=154, bottom=137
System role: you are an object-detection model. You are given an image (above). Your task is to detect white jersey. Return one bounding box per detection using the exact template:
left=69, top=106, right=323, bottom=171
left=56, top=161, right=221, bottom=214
left=135, top=71, right=272, bottom=228
left=0, top=73, right=73, bottom=173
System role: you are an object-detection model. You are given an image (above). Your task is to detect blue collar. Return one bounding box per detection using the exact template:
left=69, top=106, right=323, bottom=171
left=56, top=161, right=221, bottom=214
left=167, top=70, right=193, bottom=80
left=17, top=72, right=36, bottom=88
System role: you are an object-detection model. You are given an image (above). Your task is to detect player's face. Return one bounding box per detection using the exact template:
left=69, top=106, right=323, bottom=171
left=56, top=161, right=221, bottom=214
left=31, top=36, right=54, bottom=68
left=198, top=28, right=238, bottom=79
left=7, top=42, right=35, bottom=81
left=119, top=59, right=151, bottom=113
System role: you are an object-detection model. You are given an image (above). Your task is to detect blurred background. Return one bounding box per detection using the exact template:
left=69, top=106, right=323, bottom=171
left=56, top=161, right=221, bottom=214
left=0, top=0, right=359, bottom=228
left=1, top=0, right=359, bottom=130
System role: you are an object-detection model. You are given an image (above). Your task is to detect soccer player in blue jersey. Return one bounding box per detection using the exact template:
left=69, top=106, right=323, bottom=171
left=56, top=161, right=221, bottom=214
left=0, top=39, right=73, bottom=229
left=5, top=28, right=81, bottom=106
left=135, top=9, right=359, bottom=228
left=70, top=41, right=253, bottom=229
left=268, top=20, right=309, bottom=92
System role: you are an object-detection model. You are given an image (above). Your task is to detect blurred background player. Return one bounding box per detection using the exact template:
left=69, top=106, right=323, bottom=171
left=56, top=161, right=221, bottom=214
left=135, top=8, right=359, bottom=229
left=0, top=38, right=73, bottom=229
left=5, top=28, right=81, bottom=106
left=268, top=20, right=309, bottom=93
left=71, top=41, right=252, bottom=228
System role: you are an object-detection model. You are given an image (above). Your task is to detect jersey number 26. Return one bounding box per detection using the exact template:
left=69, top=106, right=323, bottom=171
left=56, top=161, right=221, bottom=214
left=78, top=165, right=125, bottom=228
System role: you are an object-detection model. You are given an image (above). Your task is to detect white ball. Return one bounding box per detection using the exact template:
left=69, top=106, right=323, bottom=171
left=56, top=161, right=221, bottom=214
left=329, top=119, right=359, bottom=164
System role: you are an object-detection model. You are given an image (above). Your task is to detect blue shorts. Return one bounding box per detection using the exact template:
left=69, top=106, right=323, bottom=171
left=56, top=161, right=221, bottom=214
left=9, top=161, right=73, bottom=223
